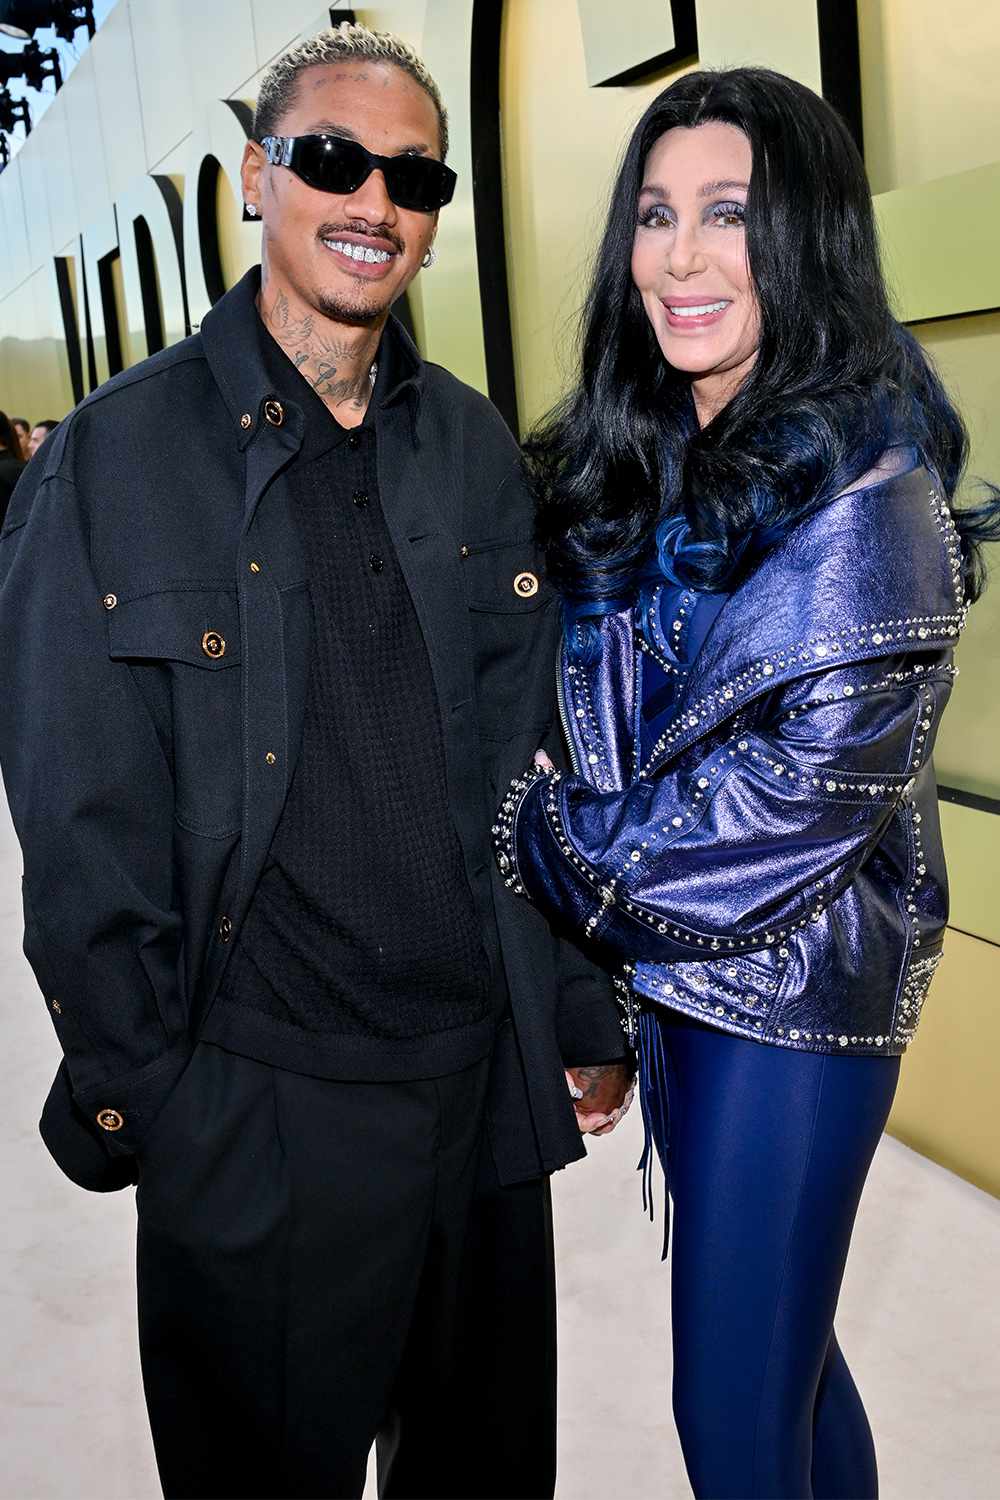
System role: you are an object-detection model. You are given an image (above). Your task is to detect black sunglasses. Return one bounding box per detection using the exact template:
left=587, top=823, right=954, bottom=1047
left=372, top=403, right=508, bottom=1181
left=260, top=134, right=457, bottom=213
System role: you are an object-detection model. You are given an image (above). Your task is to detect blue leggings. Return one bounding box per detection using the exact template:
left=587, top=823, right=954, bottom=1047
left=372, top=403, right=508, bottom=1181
left=640, top=1007, right=900, bottom=1500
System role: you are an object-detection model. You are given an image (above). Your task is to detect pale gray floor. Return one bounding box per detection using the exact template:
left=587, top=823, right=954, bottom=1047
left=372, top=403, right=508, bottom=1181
left=2, top=789, right=998, bottom=1500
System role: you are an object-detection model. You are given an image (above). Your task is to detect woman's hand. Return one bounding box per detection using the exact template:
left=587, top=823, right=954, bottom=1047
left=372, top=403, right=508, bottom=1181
left=533, top=749, right=556, bottom=772
left=565, top=1063, right=635, bottom=1135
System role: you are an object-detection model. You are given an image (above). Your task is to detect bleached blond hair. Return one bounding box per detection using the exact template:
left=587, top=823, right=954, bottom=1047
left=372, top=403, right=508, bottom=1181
left=253, top=22, right=449, bottom=160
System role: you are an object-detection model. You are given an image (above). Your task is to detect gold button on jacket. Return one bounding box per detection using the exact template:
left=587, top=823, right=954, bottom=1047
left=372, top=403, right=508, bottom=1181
left=201, top=630, right=226, bottom=659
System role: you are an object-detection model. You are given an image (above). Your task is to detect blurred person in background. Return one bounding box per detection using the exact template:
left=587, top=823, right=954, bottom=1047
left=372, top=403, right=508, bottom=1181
left=0, top=22, right=629, bottom=1500
left=27, top=419, right=60, bottom=458
left=0, top=411, right=27, bottom=528
left=10, top=416, right=29, bottom=458
left=496, top=66, right=1000, bottom=1500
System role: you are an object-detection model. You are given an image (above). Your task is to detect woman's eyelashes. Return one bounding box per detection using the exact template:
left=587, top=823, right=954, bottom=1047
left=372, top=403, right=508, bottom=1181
left=710, top=200, right=746, bottom=227
left=637, top=199, right=747, bottom=229
left=636, top=203, right=673, bottom=228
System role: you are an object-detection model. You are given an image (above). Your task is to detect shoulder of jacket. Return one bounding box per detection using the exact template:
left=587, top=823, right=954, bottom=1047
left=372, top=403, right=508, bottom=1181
left=40, top=336, right=217, bottom=490
left=72, top=333, right=211, bottom=417
left=795, top=459, right=943, bottom=553
left=776, top=462, right=962, bottom=614
left=71, top=334, right=209, bottom=416
left=694, top=461, right=963, bottom=686
left=420, top=364, right=519, bottom=443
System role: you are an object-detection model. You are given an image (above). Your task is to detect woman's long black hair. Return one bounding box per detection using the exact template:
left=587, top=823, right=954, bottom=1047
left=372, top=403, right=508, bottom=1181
left=527, top=68, right=1000, bottom=655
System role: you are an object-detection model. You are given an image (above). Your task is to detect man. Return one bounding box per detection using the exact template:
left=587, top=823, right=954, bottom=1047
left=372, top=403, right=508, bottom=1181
left=27, top=418, right=59, bottom=457
left=0, top=23, right=630, bottom=1500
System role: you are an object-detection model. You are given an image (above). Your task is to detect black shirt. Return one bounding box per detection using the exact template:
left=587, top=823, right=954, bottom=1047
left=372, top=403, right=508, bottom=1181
left=217, top=310, right=494, bottom=1080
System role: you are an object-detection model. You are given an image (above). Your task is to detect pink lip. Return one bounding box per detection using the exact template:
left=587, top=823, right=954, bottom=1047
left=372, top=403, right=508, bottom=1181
left=320, top=230, right=399, bottom=280
left=661, top=295, right=732, bottom=330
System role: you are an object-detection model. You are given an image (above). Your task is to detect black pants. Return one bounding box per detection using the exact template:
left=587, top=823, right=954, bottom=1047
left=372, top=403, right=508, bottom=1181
left=136, top=1041, right=556, bottom=1499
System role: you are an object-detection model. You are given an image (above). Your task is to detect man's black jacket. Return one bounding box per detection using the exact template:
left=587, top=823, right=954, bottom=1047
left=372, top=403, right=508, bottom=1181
left=0, top=268, right=623, bottom=1194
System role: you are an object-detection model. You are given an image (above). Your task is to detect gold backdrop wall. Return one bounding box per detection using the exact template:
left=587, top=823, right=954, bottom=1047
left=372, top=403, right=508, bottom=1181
left=1, top=0, right=997, bottom=1191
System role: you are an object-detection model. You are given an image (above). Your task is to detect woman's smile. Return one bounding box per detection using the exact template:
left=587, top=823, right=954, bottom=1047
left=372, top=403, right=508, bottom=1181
left=661, top=295, right=733, bottom=329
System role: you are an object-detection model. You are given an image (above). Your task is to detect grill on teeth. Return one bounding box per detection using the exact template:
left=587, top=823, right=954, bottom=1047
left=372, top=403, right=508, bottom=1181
left=669, top=301, right=728, bottom=317
left=324, top=240, right=392, bottom=264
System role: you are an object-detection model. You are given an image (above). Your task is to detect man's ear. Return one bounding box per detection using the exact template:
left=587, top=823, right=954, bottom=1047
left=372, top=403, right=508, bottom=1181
left=241, top=140, right=265, bottom=215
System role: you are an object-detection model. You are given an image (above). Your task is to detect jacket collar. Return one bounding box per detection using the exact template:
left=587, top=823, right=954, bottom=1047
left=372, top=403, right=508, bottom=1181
left=199, top=266, right=425, bottom=455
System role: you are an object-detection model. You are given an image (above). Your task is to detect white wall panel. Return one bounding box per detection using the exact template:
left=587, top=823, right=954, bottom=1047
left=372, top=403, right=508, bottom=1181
left=251, top=4, right=430, bottom=79
left=0, top=164, right=31, bottom=295
left=251, top=0, right=333, bottom=67
left=116, top=173, right=189, bottom=363
left=0, top=260, right=28, bottom=391
left=0, top=268, right=53, bottom=415
left=38, top=102, right=82, bottom=257
left=92, top=0, right=150, bottom=203
left=64, top=51, right=113, bottom=219
left=28, top=264, right=76, bottom=417
left=418, top=0, right=485, bottom=386
left=77, top=203, right=120, bottom=387
left=130, top=0, right=196, bottom=167
left=181, top=98, right=257, bottom=327
left=18, top=139, right=53, bottom=276
left=365, top=1, right=428, bottom=50
left=180, top=0, right=258, bottom=106
left=0, top=185, right=14, bottom=301
left=326, top=3, right=429, bottom=51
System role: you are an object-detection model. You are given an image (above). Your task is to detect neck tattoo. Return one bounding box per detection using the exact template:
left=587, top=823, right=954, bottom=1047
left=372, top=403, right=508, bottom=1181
left=261, top=287, right=380, bottom=414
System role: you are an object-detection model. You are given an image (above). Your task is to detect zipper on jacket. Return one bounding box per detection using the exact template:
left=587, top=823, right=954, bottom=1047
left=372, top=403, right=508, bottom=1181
left=555, top=637, right=582, bottom=775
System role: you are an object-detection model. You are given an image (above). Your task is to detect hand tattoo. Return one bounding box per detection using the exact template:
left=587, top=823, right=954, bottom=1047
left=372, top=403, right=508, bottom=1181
left=574, top=1064, right=619, bottom=1104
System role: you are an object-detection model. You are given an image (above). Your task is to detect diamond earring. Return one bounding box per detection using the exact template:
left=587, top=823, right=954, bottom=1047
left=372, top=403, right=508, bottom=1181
left=422, top=246, right=437, bottom=269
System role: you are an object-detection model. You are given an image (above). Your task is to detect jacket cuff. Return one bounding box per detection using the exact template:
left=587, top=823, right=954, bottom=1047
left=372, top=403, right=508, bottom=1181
left=497, top=763, right=614, bottom=943
left=496, top=764, right=630, bottom=1065
left=493, top=760, right=555, bottom=894
left=39, top=1062, right=138, bottom=1192
left=67, top=1038, right=194, bottom=1160
left=557, top=991, right=628, bottom=1065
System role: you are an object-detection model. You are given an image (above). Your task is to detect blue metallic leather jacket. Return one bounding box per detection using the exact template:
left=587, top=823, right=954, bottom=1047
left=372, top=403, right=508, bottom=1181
left=494, top=456, right=965, bottom=1057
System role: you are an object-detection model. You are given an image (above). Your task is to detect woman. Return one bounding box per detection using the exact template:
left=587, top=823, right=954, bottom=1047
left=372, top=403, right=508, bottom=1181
left=494, top=69, right=999, bottom=1499
left=0, top=410, right=27, bottom=530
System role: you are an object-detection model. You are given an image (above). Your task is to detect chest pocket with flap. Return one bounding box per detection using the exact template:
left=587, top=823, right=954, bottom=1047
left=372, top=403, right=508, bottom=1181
left=107, top=585, right=243, bottom=837
left=462, top=534, right=552, bottom=615
left=461, top=536, right=555, bottom=741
